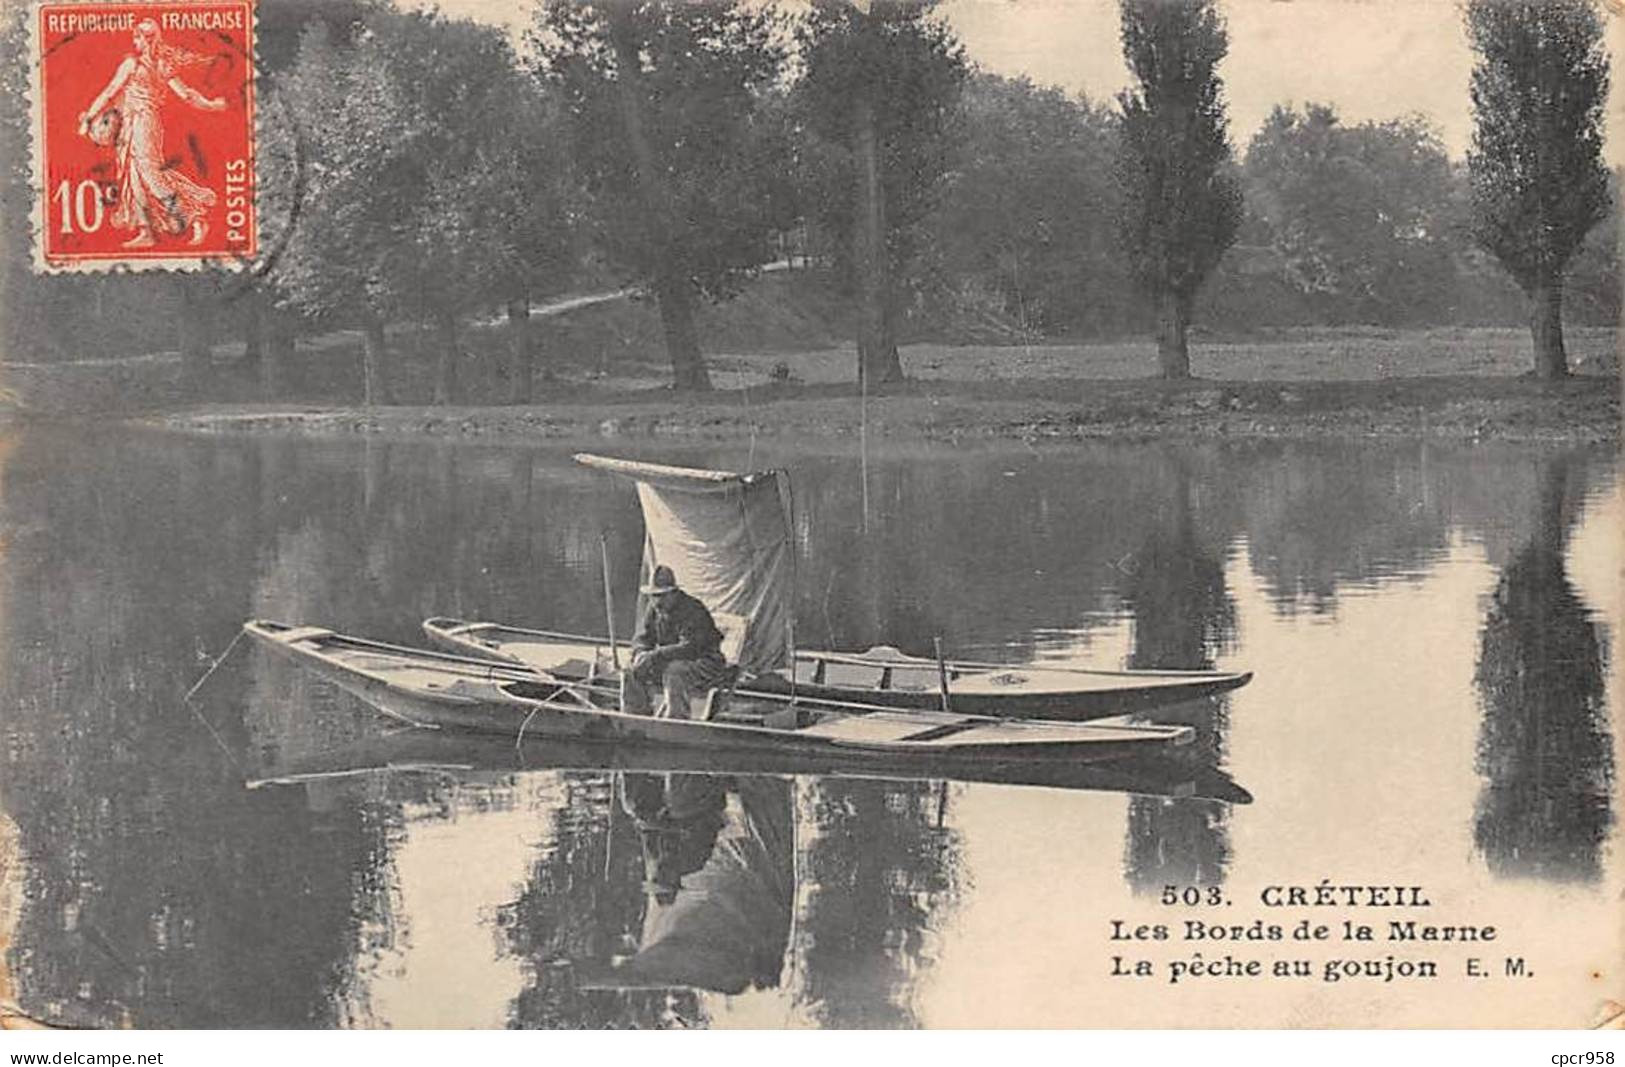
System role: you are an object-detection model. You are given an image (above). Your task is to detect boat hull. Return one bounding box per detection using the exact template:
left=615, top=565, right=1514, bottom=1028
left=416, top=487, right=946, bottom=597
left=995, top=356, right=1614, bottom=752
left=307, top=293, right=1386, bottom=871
left=422, top=617, right=1251, bottom=720
left=245, top=621, right=1196, bottom=769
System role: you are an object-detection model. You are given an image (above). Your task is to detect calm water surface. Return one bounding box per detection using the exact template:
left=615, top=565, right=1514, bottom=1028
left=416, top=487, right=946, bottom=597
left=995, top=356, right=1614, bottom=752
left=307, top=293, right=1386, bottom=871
left=0, top=427, right=1617, bottom=1028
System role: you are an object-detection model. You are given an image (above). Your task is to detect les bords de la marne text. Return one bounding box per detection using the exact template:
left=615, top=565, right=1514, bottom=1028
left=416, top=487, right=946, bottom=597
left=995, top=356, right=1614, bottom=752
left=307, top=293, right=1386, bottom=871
left=1109, top=883, right=1531, bottom=986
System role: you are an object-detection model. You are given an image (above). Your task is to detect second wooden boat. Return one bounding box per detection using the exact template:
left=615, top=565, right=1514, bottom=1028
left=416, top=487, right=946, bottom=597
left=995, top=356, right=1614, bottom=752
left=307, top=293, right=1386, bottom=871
left=422, top=616, right=1252, bottom=720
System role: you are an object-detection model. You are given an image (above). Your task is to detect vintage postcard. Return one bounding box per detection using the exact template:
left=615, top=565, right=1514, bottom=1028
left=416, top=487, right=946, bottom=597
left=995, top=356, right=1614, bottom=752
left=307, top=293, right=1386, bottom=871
left=0, top=0, right=1620, bottom=1039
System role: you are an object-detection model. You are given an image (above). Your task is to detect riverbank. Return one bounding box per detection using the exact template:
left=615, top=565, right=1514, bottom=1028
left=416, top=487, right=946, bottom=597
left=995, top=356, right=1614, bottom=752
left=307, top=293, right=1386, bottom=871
left=10, top=327, right=1619, bottom=444
left=147, top=371, right=1619, bottom=444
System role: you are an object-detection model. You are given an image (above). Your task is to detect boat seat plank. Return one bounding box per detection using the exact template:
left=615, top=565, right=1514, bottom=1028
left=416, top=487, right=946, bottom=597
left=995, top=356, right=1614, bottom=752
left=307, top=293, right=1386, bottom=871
left=819, top=663, right=888, bottom=689
left=885, top=666, right=940, bottom=693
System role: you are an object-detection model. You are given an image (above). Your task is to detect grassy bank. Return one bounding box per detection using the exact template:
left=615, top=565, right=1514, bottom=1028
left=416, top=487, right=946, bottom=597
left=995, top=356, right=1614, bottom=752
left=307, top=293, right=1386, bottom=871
left=9, top=323, right=1619, bottom=444
left=152, top=370, right=1620, bottom=446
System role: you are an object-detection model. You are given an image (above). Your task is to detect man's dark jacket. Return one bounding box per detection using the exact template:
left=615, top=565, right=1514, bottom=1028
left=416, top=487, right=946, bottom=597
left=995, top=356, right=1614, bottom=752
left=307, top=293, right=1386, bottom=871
left=632, top=590, right=725, bottom=675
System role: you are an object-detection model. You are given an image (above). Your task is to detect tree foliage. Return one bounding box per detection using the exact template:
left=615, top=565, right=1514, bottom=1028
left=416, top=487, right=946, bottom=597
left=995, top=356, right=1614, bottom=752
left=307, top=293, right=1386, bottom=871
left=270, top=11, right=569, bottom=402
left=533, top=0, right=792, bottom=390
left=1116, top=0, right=1242, bottom=376
left=1245, top=104, right=1456, bottom=324
left=930, top=75, right=1130, bottom=336
left=1466, top=0, right=1611, bottom=377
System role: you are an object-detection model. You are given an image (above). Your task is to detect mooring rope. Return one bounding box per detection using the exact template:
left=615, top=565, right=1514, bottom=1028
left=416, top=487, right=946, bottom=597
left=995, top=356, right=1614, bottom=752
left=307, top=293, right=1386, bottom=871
left=180, top=628, right=247, bottom=770
left=182, top=627, right=245, bottom=706
left=514, top=705, right=542, bottom=753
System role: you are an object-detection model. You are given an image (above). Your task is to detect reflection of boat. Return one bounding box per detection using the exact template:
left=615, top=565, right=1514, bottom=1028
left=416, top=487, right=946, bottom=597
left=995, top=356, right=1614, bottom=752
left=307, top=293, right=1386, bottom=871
left=245, top=710, right=1251, bottom=803
left=242, top=621, right=1202, bottom=768
left=423, top=617, right=1253, bottom=721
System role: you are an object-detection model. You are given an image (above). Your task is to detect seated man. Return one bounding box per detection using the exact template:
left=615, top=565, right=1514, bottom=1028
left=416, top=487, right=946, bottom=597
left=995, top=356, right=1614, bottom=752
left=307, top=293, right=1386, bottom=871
left=622, top=565, right=731, bottom=719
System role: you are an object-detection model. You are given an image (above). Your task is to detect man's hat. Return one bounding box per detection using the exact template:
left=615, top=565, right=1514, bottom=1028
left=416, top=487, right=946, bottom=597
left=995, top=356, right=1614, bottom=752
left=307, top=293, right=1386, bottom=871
left=640, top=564, right=679, bottom=595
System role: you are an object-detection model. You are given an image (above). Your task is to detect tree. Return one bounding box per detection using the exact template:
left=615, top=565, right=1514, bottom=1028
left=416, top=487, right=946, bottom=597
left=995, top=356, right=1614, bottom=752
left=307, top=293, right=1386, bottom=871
left=931, top=75, right=1130, bottom=336
left=1115, top=0, right=1242, bottom=378
left=269, top=21, right=409, bottom=404
left=237, top=0, right=376, bottom=397
left=383, top=18, right=555, bottom=405
left=272, top=12, right=551, bottom=405
left=797, top=0, right=966, bottom=386
left=1245, top=103, right=1456, bottom=325
left=534, top=1, right=791, bottom=392
left=489, top=90, right=581, bottom=404
left=1466, top=0, right=1610, bottom=378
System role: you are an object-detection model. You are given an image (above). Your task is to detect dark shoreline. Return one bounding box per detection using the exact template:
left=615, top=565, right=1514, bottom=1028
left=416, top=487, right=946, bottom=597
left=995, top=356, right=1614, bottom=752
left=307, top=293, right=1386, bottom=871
left=133, top=374, right=1621, bottom=446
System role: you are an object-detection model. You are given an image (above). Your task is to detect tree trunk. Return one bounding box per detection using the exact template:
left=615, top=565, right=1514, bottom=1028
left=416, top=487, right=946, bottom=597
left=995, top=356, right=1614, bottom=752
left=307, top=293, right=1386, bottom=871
left=654, top=267, right=710, bottom=391
left=1528, top=279, right=1569, bottom=379
left=1156, top=290, right=1191, bottom=380
left=262, top=310, right=294, bottom=400
left=360, top=317, right=389, bottom=407
left=433, top=311, right=459, bottom=405
left=854, top=97, right=904, bottom=388
left=506, top=296, right=532, bottom=404
left=177, top=283, right=212, bottom=388
left=607, top=14, right=710, bottom=392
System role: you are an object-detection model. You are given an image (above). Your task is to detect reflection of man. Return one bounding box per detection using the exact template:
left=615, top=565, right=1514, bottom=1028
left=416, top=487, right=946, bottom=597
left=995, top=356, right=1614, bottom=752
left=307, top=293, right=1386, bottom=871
left=621, top=565, right=730, bottom=719
left=622, top=773, right=730, bottom=904
left=577, top=773, right=792, bottom=996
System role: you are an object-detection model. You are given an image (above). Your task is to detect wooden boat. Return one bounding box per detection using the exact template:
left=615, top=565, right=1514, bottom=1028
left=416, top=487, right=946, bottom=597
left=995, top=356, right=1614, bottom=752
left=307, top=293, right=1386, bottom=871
left=243, top=620, right=1197, bottom=766
left=422, top=616, right=1253, bottom=720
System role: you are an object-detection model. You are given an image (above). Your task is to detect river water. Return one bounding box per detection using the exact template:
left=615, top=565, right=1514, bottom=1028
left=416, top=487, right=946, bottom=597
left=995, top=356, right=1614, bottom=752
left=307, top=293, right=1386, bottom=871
left=0, top=426, right=1617, bottom=1028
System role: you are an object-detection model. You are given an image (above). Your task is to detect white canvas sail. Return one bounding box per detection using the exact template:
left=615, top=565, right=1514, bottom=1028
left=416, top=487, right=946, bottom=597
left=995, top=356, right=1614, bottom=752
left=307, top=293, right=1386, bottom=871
left=575, top=454, right=795, bottom=677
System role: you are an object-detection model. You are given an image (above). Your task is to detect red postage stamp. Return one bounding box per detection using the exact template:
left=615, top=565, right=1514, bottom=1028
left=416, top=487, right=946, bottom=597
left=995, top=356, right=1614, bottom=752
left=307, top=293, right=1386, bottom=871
left=30, top=0, right=257, bottom=272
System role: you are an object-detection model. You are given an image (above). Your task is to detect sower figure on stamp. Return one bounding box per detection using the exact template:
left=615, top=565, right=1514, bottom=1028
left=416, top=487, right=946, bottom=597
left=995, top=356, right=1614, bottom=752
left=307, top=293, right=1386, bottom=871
left=622, top=566, right=731, bottom=719
left=76, top=19, right=225, bottom=248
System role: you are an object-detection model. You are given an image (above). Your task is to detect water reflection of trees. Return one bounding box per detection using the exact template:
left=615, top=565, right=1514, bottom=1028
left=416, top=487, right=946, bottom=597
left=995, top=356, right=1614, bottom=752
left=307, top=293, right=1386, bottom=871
left=791, top=448, right=1240, bottom=659
left=0, top=431, right=638, bottom=1027
left=793, top=779, right=961, bottom=1029
left=1240, top=442, right=1456, bottom=614
left=1473, top=452, right=1613, bottom=883
left=1119, top=451, right=1237, bottom=892
left=0, top=430, right=387, bottom=1027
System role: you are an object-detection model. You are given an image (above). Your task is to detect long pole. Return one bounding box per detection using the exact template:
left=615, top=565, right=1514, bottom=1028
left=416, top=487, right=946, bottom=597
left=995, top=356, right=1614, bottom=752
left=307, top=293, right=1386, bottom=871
left=933, top=636, right=952, bottom=714
left=600, top=532, right=620, bottom=670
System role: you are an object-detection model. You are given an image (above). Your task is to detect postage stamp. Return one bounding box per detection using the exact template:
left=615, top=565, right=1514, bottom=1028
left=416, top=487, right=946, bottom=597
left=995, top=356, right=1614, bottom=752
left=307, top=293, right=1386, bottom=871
left=29, top=0, right=257, bottom=272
